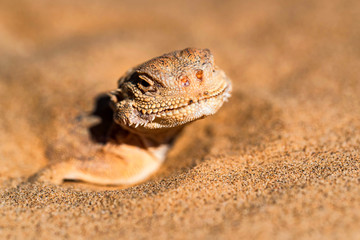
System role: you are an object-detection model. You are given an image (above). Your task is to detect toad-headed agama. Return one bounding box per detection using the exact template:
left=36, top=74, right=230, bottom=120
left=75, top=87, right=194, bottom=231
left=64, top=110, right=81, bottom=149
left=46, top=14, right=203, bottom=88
left=34, top=48, right=232, bottom=185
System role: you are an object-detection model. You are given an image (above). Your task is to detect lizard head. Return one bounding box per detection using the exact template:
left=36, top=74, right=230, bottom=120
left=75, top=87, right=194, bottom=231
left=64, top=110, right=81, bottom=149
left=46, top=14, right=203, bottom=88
left=110, top=48, right=232, bottom=132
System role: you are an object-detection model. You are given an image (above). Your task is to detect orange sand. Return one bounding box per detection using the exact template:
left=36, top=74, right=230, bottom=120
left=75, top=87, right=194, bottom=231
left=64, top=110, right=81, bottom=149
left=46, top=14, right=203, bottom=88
left=0, top=0, right=359, bottom=239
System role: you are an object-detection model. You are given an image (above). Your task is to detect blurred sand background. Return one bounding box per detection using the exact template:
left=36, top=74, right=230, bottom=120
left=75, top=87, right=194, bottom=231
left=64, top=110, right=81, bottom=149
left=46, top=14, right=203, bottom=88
left=0, top=0, right=360, bottom=239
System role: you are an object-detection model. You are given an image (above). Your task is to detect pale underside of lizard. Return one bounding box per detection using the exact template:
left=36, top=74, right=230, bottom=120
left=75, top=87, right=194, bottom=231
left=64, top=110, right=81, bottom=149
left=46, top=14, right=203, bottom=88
left=34, top=48, right=232, bottom=186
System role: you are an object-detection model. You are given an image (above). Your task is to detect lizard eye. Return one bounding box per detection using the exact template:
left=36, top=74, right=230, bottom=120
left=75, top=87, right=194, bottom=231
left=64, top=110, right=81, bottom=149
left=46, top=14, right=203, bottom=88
left=137, top=74, right=157, bottom=93
left=139, top=79, right=151, bottom=88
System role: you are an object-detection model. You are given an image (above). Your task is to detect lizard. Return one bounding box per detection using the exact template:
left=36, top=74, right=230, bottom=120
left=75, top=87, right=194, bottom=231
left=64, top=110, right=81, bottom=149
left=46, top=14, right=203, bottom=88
left=34, top=48, right=232, bottom=186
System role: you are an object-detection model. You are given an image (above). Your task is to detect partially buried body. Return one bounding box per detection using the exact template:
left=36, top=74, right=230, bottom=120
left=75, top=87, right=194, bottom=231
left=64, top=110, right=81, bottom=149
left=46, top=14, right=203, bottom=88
left=34, top=48, right=232, bottom=186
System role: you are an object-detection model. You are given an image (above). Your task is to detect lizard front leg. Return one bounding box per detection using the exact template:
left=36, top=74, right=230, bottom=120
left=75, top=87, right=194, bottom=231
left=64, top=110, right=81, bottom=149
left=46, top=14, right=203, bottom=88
left=33, top=143, right=167, bottom=186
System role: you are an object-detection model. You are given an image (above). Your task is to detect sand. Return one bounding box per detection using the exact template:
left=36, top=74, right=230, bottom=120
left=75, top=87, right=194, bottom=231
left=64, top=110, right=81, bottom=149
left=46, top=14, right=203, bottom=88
left=0, top=0, right=359, bottom=239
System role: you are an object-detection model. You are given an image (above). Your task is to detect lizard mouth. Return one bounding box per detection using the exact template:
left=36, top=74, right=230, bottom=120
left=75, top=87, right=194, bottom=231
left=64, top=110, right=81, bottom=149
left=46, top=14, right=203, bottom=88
left=161, top=85, right=230, bottom=115
left=136, top=82, right=231, bottom=119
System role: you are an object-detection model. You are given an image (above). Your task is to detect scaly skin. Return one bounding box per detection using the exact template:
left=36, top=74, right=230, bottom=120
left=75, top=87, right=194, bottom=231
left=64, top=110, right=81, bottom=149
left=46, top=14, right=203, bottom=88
left=34, top=48, right=232, bottom=186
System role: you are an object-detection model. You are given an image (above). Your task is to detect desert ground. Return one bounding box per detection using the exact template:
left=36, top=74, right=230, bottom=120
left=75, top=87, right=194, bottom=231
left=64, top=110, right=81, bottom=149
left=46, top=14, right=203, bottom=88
left=0, top=0, right=359, bottom=239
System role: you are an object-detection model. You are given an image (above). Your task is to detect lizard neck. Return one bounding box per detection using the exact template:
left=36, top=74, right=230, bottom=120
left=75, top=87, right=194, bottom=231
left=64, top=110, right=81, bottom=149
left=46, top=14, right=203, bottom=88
left=106, top=123, right=184, bottom=162
left=123, top=124, right=185, bottom=146
left=106, top=122, right=184, bottom=147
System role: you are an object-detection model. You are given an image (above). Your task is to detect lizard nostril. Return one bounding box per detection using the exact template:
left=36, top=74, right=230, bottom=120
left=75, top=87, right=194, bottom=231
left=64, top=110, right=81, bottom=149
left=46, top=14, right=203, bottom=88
left=180, top=76, right=190, bottom=87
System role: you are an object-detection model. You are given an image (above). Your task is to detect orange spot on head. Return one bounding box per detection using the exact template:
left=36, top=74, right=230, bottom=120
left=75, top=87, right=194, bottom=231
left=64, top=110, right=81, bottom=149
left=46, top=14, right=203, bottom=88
left=196, top=70, right=203, bottom=81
